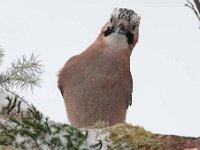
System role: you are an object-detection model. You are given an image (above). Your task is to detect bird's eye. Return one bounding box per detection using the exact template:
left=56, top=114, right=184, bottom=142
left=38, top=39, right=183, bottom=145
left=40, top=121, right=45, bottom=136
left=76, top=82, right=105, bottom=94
left=108, top=27, right=112, bottom=31
left=104, top=27, right=114, bottom=37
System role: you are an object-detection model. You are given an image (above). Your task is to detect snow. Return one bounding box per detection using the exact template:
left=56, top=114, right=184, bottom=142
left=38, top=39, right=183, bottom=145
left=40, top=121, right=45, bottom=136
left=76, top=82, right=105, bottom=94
left=0, top=92, right=9, bottom=110
left=79, top=128, right=111, bottom=150
left=0, top=91, right=29, bottom=112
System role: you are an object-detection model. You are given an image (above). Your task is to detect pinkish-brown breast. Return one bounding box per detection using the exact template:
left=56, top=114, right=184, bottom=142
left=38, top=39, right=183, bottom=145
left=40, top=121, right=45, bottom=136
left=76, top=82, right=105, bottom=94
left=58, top=36, right=132, bottom=128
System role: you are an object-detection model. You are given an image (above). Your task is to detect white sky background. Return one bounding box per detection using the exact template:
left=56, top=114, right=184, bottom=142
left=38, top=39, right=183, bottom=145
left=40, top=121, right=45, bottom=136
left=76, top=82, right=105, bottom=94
left=0, top=0, right=200, bottom=137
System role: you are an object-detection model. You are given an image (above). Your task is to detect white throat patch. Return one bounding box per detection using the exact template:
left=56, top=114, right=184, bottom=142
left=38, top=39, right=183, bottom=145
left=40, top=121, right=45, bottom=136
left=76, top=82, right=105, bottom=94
left=104, top=32, right=128, bottom=51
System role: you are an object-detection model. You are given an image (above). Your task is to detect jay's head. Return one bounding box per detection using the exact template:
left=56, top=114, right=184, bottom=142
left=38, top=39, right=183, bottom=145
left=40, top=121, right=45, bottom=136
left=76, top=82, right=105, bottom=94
left=101, top=8, right=140, bottom=50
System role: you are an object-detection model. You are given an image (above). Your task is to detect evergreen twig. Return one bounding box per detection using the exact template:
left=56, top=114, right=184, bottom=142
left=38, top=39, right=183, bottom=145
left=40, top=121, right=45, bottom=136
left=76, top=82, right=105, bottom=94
left=0, top=53, right=43, bottom=91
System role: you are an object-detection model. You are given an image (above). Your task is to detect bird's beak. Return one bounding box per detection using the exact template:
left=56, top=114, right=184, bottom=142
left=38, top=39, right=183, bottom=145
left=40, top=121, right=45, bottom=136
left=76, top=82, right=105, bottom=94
left=114, top=24, right=126, bottom=35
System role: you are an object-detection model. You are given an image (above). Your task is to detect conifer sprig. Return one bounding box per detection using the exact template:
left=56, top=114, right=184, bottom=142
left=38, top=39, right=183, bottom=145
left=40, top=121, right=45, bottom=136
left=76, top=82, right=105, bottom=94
left=0, top=53, right=43, bottom=91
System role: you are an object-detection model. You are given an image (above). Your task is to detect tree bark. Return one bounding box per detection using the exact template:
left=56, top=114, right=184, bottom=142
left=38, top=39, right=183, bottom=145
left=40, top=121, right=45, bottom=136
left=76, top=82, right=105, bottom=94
left=156, top=134, right=200, bottom=150
left=194, top=0, right=200, bottom=14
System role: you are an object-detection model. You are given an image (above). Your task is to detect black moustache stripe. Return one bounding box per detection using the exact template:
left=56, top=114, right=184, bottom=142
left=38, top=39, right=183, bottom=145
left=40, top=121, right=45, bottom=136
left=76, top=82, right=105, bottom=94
left=126, top=32, right=134, bottom=44
left=104, top=27, right=114, bottom=37
left=104, top=27, right=134, bottom=44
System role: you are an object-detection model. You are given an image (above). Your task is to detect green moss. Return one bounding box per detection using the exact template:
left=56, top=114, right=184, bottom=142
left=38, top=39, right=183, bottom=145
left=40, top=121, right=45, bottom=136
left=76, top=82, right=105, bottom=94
left=108, top=123, right=163, bottom=149
left=0, top=146, right=20, bottom=150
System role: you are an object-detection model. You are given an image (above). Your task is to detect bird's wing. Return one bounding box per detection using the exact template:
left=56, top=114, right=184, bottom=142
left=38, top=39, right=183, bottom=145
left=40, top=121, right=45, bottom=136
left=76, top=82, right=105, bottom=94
left=129, top=76, right=133, bottom=106
left=58, top=75, right=64, bottom=98
left=59, top=86, right=64, bottom=97
left=58, top=55, right=78, bottom=98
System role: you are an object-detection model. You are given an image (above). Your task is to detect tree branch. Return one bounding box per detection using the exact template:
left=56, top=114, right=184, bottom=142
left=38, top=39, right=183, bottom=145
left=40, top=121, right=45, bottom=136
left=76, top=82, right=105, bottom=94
left=194, top=0, right=200, bottom=14
left=185, top=0, right=200, bottom=29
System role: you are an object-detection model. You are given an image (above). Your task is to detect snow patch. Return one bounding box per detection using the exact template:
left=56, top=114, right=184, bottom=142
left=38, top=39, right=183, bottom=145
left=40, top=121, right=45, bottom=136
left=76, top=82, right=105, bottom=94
left=0, top=91, right=29, bottom=113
